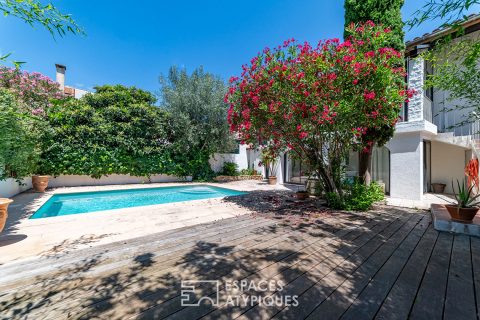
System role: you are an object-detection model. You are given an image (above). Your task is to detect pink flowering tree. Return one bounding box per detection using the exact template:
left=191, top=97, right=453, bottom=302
left=0, top=68, right=64, bottom=180
left=0, top=67, right=64, bottom=116
left=226, top=22, right=411, bottom=198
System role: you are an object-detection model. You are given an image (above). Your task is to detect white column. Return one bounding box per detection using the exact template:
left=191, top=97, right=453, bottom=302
left=277, top=153, right=286, bottom=184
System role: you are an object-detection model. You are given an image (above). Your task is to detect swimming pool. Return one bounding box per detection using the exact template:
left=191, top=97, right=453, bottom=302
left=31, top=185, right=246, bottom=219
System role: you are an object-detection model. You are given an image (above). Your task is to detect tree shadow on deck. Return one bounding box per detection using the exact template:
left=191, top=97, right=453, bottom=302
left=0, top=203, right=424, bottom=320
left=222, top=190, right=377, bottom=237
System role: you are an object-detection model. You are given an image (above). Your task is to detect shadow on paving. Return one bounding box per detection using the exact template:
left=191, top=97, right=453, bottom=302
left=0, top=191, right=44, bottom=248
left=223, top=190, right=376, bottom=236
left=0, top=196, right=425, bottom=320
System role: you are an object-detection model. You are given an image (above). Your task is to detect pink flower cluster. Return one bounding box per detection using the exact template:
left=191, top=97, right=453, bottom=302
left=0, top=67, right=64, bottom=116
left=225, top=21, right=410, bottom=154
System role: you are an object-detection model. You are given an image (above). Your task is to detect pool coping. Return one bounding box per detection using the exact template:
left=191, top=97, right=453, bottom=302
left=26, top=182, right=250, bottom=220
left=0, top=180, right=289, bottom=264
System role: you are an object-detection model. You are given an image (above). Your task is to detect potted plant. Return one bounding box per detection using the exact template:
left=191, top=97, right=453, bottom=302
left=0, top=198, right=13, bottom=233
left=296, top=189, right=309, bottom=200
left=267, top=161, right=278, bottom=185
left=261, top=148, right=279, bottom=185
left=445, top=180, right=480, bottom=223
left=32, top=175, right=49, bottom=192
left=431, top=183, right=447, bottom=194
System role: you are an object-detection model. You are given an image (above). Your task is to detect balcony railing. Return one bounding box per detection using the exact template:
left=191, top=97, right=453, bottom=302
left=433, top=110, right=480, bottom=139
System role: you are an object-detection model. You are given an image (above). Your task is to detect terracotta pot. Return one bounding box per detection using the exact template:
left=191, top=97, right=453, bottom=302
left=296, top=191, right=309, bottom=200
left=0, top=198, right=13, bottom=233
left=445, top=205, right=479, bottom=223
left=268, top=176, right=277, bottom=185
left=432, top=183, right=447, bottom=194
left=32, top=175, right=49, bottom=193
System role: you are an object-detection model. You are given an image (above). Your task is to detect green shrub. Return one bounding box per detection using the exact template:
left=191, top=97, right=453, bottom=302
left=0, top=89, right=41, bottom=181
left=326, top=180, right=385, bottom=211
left=221, top=162, right=239, bottom=176
left=39, top=85, right=176, bottom=178
left=325, top=192, right=346, bottom=210
left=239, top=168, right=259, bottom=176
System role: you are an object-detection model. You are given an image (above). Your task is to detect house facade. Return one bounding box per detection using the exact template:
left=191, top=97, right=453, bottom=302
left=219, top=15, right=480, bottom=202
left=383, top=15, right=480, bottom=200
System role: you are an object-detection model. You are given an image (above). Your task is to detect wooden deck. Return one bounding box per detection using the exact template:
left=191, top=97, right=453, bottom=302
left=0, top=205, right=478, bottom=319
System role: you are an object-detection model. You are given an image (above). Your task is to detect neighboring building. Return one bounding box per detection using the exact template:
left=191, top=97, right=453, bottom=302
left=210, top=143, right=263, bottom=175
left=222, top=15, right=480, bottom=202
left=55, top=64, right=89, bottom=99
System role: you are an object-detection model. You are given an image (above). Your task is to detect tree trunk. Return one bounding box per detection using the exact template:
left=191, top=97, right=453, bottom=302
left=359, top=150, right=373, bottom=186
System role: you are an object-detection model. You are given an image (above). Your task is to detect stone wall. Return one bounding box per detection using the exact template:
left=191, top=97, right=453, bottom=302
left=407, top=57, right=425, bottom=122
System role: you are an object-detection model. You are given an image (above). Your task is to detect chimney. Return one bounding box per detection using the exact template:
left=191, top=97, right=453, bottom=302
left=55, top=64, right=66, bottom=89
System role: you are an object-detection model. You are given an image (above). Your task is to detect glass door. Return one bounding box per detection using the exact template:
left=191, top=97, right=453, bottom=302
left=423, top=141, right=432, bottom=193
left=372, top=146, right=390, bottom=194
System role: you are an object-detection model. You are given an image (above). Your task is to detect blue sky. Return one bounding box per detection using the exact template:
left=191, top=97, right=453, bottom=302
left=0, top=0, right=478, bottom=93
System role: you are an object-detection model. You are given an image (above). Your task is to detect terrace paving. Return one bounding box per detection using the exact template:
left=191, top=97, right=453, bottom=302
left=0, top=181, right=287, bottom=264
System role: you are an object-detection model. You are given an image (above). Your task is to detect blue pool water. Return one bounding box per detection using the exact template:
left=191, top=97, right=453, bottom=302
left=31, top=185, right=246, bottom=219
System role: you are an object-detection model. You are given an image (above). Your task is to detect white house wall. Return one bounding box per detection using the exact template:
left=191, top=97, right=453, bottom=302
left=209, top=144, right=249, bottom=173
left=387, top=133, right=424, bottom=200
left=431, top=141, right=468, bottom=194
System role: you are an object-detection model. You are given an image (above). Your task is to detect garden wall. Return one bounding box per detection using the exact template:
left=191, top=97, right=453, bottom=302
left=47, top=174, right=192, bottom=188
left=210, top=144, right=265, bottom=176
left=0, top=178, right=32, bottom=198
left=0, top=174, right=192, bottom=198
left=210, top=144, right=249, bottom=173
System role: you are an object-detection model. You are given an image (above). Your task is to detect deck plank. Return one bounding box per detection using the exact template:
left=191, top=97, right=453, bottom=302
left=470, top=236, right=480, bottom=319
left=19, top=210, right=367, bottom=320
left=374, top=226, right=438, bottom=320
left=1, top=205, right=478, bottom=320
left=409, top=231, right=454, bottom=320
left=258, top=211, right=421, bottom=320
left=162, top=208, right=403, bottom=320
left=0, top=216, right=276, bottom=292
left=334, top=216, right=430, bottom=320
left=444, top=235, right=476, bottom=320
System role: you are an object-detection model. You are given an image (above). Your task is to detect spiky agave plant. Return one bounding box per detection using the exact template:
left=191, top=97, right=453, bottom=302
left=451, top=179, right=480, bottom=208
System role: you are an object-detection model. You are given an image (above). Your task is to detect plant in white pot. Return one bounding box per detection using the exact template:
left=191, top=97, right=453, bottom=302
left=445, top=180, right=480, bottom=223
left=261, top=147, right=279, bottom=185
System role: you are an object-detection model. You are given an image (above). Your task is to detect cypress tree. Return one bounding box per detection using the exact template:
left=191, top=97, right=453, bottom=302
left=344, top=0, right=405, bottom=51
left=344, top=0, right=406, bottom=185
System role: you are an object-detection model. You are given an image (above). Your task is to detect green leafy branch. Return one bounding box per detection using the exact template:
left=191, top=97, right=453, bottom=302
left=407, top=0, right=479, bottom=29
left=0, top=0, right=84, bottom=37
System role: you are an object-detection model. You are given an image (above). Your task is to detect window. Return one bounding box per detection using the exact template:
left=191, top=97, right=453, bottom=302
left=224, top=140, right=240, bottom=154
